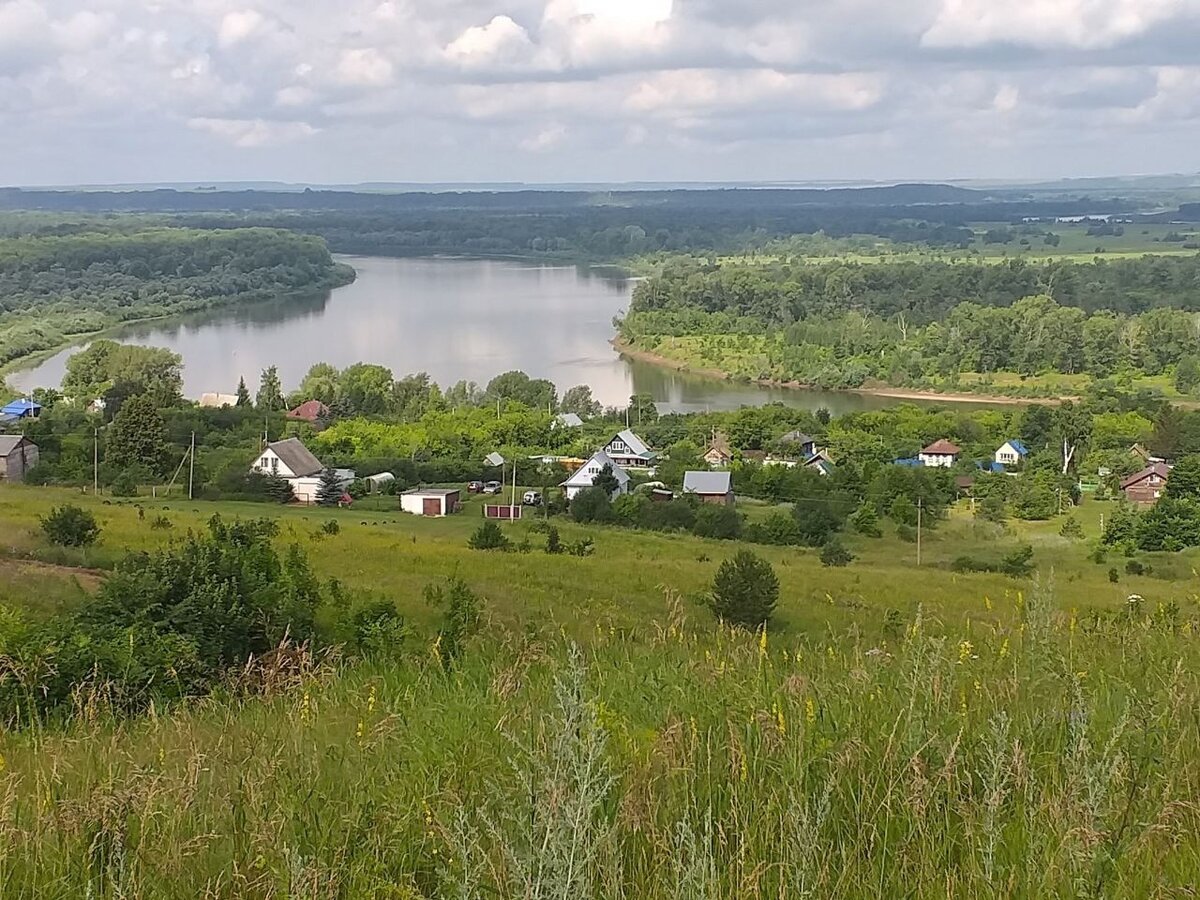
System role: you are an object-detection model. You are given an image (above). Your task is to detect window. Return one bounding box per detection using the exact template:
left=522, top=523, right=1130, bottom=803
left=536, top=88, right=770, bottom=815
left=588, top=466, right=599, bottom=475
left=270, top=457, right=279, bottom=474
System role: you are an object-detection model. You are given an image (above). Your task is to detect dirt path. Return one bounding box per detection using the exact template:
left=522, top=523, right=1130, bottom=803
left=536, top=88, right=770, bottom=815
left=0, top=558, right=106, bottom=592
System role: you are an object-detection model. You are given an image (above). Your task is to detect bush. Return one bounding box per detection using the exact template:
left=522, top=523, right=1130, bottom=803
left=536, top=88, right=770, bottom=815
left=896, top=524, right=917, bottom=543
left=744, top=512, right=803, bottom=546
left=545, top=526, right=562, bottom=554
left=976, top=496, right=1006, bottom=524
left=425, top=576, right=481, bottom=670
left=149, top=515, right=173, bottom=530
left=951, top=555, right=995, bottom=574
left=468, top=519, right=510, bottom=551
left=348, top=599, right=410, bottom=658
left=848, top=502, right=882, bottom=538
left=109, top=470, right=138, bottom=497
left=819, top=538, right=854, bottom=567
left=40, top=505, right=100, bottom=547
left=692, top=504, right=742, bottom=540
left=1125, top=559, right=1147, bottom=576
left=565, top=537, right=595, bottom=557
left=711, top=550, right=779, bottom=629
left=1000, top=544, right=1034, bottom=577
left=570, top=487, right=614, bottom=524
left=1108, top=567, right=1120, bottom=583
left=1059, top=516, right=1084, bottom=540
left=321, top=520, right=341, bottom=536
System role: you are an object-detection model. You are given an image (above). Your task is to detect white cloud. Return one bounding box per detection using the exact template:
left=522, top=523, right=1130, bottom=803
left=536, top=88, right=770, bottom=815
left=520, top=122, right=568, bottom=150
left=188, top=117, right=318, bottom=147
left=335, top=47, right=394, bottom=86
left=218, top=10, right=266, bottom=48
left=446, top=15, right=533, bottom=65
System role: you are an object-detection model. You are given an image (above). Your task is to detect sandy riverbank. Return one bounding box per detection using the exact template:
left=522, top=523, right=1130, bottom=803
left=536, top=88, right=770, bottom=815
left=611, top=337, right=1074, bottom=407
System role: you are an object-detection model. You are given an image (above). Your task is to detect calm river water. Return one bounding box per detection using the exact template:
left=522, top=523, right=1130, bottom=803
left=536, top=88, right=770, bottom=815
left=10, top=256, right=961, bottom=415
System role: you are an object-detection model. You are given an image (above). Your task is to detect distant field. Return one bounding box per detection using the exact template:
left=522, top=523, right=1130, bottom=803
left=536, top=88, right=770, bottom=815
left=2, top=485, right=1195, bottom=641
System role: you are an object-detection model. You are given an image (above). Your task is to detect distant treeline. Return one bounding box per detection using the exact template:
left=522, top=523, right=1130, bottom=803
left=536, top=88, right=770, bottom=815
left=620, top=255, right=1200, bottom=391
left=0, top=227, right=353, bottom=370
left=0, top=185, right=1147, bottom=259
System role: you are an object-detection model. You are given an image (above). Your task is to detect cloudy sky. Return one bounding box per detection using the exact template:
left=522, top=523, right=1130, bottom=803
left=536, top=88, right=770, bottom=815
left=3, top=0, right=1200, bottom=185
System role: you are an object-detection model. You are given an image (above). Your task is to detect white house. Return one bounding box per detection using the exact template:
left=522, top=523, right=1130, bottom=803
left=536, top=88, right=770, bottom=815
left=252, top=437, right=325, bottom=502
left=919, top=439, right=962, bottom=469
left=994, top=440, right=1029, bottom=467
left=604, top=429, right=655, bottom=469
left=561, top=450, right=630, bottom=500
left=400, top=487, right=461, bottom=517
left=200, top=392, right=239, bottom=409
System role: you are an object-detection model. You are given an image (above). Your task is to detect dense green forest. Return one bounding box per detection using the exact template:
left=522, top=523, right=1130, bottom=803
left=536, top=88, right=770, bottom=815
left=619, top=255, right=1200, bottom=393
left=0, top=226, right=353, bottom=371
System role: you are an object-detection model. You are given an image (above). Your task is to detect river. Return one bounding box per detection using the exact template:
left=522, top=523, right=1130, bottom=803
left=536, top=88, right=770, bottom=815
left=9, top=256, right=973, bottom=415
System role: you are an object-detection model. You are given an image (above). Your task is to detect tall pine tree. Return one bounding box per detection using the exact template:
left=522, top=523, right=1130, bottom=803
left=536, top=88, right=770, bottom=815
left=235, top=376, right=251, bottom=407
left=315, top=468, right=344, bottom=507
left=256, top=366, right=284, bottom=412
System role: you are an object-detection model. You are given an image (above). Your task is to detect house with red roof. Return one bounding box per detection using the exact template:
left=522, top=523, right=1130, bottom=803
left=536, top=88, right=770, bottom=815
left=918, top=439, right=962, bottom=469
left=286, top=400, right=330, bottom=425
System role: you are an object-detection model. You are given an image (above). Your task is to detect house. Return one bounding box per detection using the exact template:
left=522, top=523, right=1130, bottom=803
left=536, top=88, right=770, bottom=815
left=919, top=439, right=962, bottom=468
left=995, top=440, right=1029, bottom=467
left=400, top=487, right=461, bottom=517
left=561, top=450, right=630, bottom=500
left=954, top=475, right=976, bottom=496
left=683, top=470, right=735, bottom=505
left=199, top=393, right=239, bottom=409
left=804, top=452, right=835, bottom=476
left=0, top=435, right=39, bottom=482
left=780, top=431, right=818, bottom=458
left=603, top=429, right=655, bottom=469
left=1129, top=443, right=1167, bottom=465
left=0, top=399, right=42, bottom=421
left=252, top=437, right=325, bottom=503
left=702, top=432, right=734, bottom=468
left=287, top=400, right=329, bottom=424
left=553, top=413, right=584, bottom=429
left=1121, top=463, right=1171, bottom=506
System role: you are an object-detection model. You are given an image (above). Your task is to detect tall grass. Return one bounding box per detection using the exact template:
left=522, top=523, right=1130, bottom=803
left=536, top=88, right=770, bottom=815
left=1, top=585, right=1197, bottom=897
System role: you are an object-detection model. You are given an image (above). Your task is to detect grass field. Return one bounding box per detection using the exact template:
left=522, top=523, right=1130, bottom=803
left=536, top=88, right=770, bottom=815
left=2, top=485, right=1199, bottom=896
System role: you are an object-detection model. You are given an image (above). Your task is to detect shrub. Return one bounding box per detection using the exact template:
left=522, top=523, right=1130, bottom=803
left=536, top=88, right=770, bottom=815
left=744, top=512, right=803, bottom=546
left=149, top=515, right=173, bottom=530
left=976, top=496, right=1007, bottom=524
left=40, top=505, right=100, bottom=547
left=1108, top=567, right=1120, bottom=583
left=349, top=600, right=410, bottom=658
left=468, top=519, right=510, bottom=551
left=566, top=537, right=595, bottom=557
left=1000, top=544, right=1034, bottom=577
left=692, top=504, right=742, bottom=540
left=321, top=520, right=341, bottom=536
left=570, top=487, right=614, bottom=524
left=896, top=524, right=917, bottom=543
left=819, top=538, right=854, bottom=567
left=951, top=555, right=995, bottom=574
left=425, top=576, right=481, bottom=670
left=711, top=550, right=779, bottom=629
left=1125, top=559, right=1147, bottom=576
left=545, top=526, right=562, bottom=554
left=848, top=502, right=882, bottom=538
left=109, top=470, right=138, bottom=497
left=1059, top=516, right=1084, bottom=540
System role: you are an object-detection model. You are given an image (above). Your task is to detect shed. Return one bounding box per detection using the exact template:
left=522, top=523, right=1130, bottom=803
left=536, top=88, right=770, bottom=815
left=0, top=435, right=39, bottom=482
left=682, top=471, right=734, bottom=505
left=400, top=488, right=461, bottom=517
left=365, top=472, right=395, bottom=492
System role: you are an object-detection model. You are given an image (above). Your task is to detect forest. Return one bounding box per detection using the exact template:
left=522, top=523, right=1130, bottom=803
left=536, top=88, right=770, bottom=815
left=619, top=255, right=1200, bottom=393
left=0, top=226, right=354, bottom=371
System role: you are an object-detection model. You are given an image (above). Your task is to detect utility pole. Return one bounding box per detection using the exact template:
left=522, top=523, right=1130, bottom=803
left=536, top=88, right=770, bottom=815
left=916, top=498, right=923, bottom=567
left=510, top=459, right=518, bottom=519
left=188, top=431, right=195, bottom=500
left=93, top=427, right=99, bottom=494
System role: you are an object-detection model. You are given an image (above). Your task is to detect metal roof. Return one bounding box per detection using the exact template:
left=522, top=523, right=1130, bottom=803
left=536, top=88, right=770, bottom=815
left=555, top=413, right=583, bottom=427
left=1, top=399, right=41, bottom=416
left=683, top=471, right=733, bottom=495
left=921, top=439, right=962, bottom=455
left=266, top=438, right=324, bottom=477
left=402, top=487, right=461, bottom=496
left=561, top=450, right=630, bottom=487
left=612, top=429, right=652, bottom=458
left=0, top=435, right=28, bottom=456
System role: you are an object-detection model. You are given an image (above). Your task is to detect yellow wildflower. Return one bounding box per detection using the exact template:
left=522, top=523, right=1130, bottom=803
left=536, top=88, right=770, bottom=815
left=984, top=595, right=993, bottom=611
left=957, top=640, right=974, bottom=664
left=367, top=683, right=377, bottom=714
left=759, top=625, right=768, bottom=660
left=999, top=638, right=1010, bottom=659
left=805, top=697, right=817, bottom=725
left=356, top=720, right=366, bottom=742
left=740, top=755, right=748, bottom=782
left=1069, top=610, right=1078, bottom=634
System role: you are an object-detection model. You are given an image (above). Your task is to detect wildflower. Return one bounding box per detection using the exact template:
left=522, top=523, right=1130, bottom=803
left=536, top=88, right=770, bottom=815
left=866, top=647, right=883, bottom=658
left=356, top=720, right=366, bottom=742
left=999, top=638, right=1009, bottom=659
left=984, top=595, right=993, bottom=611
left=367, top=683, right=377, bottom=714
left=1069, top=610, right=1078, bottom=634
left=0, top=753, right=5, bottom=774
left=772, top=700, right=786, bottom=735
left=1076, top=671, right=1088, bottom=680
left=300, top=691, right=313, bottom=724
left=759, top=625, right=768, bottom=660
left=740, top=755, right=748, bottom=783
left=957, top=640, right=974, bottom=664
left=805, top=697, right=817, bottom=725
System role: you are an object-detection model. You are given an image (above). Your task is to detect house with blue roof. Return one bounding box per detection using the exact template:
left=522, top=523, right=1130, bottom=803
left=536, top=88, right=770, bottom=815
left=0, top=398, right=42, bottom=424
left=994, top=440, right=1029, bottom=467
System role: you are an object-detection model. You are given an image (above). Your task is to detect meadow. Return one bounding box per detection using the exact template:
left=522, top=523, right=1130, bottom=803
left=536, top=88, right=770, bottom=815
left=1, top=485, right=1199, bottom=896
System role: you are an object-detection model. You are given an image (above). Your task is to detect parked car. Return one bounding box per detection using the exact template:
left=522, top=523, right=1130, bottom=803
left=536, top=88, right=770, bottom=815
left=522, top=490, right=543, bottom=506
left=467, top=480, right=484, bottom=493
left=483, top=481, right=503, bottom=495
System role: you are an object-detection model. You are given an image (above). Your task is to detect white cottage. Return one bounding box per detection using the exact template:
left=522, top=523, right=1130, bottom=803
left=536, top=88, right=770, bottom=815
left=252, top=437, right=325, bottom=502
left=603, top=430, right=655, bottom=469
left=561, top=450, right=631, bottom=500
left=918, top=439, right=962, bottom=469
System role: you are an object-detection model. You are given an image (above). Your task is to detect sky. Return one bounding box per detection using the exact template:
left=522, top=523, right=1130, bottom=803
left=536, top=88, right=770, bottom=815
left=3, top=0, right=1200, bottom=186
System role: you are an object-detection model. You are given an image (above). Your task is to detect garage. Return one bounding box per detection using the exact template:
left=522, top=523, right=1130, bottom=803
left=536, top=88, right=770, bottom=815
left=399, top=488, right=461, bottom=517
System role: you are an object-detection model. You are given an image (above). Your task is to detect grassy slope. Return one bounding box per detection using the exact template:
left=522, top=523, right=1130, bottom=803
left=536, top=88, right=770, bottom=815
left=2, top=486, right=1199, bottom=896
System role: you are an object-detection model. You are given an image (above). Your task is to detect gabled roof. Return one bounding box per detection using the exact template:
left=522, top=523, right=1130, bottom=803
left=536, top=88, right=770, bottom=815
left=287, top=400, right=329, bottom=421
left=484, top=451, right=506, bottom=467
left=1, top=399, right=41, bottom=416
left=683, top=470, right=733, bottom=495
left=1000, top=439, right=1029, bottom=456
left=0, top=434, right=29, bottom=456
left=266, top=438, right=323, bottom=477
left=555, top=412, right=583, bottom=428
left=1121, top=462, right=1171, bottom=489
left=781, top=431, right=815, bottom=445
left=561, top=450, right=630, bottom=488
left=609, top=429, right=652, bottom=458
left=921, top=439, right=962, bottom=456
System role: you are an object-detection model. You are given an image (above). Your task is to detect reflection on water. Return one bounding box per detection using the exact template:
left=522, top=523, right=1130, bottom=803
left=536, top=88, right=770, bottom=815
left=9, top=256, right=985, bottom=415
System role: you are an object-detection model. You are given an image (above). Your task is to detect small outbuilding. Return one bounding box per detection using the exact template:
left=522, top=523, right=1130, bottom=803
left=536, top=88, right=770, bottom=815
left=683, top=471, right=735, bottom=505
left=287, top=400, right=330, bottom=424
left=400, top=487, right=461, bottom=517
left=553, top=413, right=584, bottom=429
left=364, top=472, right=395, bottom=493
left=0, top=435, right=39, bottom=482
